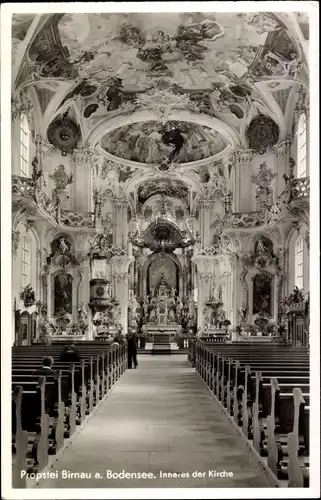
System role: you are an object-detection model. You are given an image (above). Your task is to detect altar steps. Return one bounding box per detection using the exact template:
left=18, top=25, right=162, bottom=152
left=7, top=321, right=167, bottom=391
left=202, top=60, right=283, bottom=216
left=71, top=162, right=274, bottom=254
left=137, top=348, right=188, bottom=355
left=151, top=344, right=171, bottom=355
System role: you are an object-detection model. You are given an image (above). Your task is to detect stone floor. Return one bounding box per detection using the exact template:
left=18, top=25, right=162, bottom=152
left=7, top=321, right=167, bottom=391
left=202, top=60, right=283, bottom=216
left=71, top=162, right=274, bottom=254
left=38, top=355, right=274, bottom=489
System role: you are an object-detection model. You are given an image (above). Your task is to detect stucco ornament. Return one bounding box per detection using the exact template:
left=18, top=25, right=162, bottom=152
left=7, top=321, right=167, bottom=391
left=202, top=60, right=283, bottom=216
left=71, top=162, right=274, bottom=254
left=50, top=165, right=73, bottom=191
left=20, top=284, right=36, bottom=308
left=134, top=88, right=197, bottom=123
left=47, top=114, right=81, bottom=156
left=251, top=162, right=276, bottom=189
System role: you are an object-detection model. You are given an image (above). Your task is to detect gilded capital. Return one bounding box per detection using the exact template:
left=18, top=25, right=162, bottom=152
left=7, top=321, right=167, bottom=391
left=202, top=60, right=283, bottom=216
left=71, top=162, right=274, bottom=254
left=272, top=140, right=292, bottom=159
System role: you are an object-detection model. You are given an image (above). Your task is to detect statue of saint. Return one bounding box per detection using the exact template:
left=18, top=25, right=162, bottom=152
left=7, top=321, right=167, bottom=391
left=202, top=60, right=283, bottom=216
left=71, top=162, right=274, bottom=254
left=203, top=305, right=212, bottom=324
left=256, top=236, right=269, bottom=255
left=237, top=303, right=247, bottom=323
left=188, top=296, right=195, bottom=317
left=78, top=302, right=88, bottom=322
left=168, top=308, right=176, bottom=323
left=58, top=237, right=69, bottom=254
left=149, top=308, right=156, bottom=323
left=143, top=297, right=149, bottom=317
left=176, top=297, right=183, bottom=318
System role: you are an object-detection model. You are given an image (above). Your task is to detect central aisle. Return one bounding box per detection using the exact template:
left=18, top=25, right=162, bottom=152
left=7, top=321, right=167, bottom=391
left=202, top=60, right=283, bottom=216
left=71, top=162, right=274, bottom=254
left=38, top=355, right=273, bottom=489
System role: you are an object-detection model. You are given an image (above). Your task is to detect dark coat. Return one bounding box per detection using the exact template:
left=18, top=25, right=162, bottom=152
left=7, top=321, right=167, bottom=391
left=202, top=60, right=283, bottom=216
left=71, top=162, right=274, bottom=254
left=36, top=367, right=56, bottom=377
left=59, top=350, right=80, bottom=363
left=127, top=334, right=137, bottom=354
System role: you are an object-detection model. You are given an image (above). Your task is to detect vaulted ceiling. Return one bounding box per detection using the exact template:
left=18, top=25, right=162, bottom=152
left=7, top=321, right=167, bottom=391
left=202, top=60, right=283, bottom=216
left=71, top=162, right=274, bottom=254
left=12, top=11, right=309, bottom=213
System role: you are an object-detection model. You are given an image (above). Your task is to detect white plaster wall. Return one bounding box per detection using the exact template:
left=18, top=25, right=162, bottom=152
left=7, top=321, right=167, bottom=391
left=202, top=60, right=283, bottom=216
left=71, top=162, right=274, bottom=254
left=287, top=226, right=309, bottom=295
left=12, top=223, right=40, bottom=343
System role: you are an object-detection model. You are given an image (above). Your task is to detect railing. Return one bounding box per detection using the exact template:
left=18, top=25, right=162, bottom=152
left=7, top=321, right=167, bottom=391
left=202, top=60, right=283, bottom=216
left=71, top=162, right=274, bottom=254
left=12, top=175, right=57, bottom=222
left=12, top=176, right=95, bottom=229
left=224, top=177, right=310, bottom=229
left=224, top=210, right=266, bottom=229
left=290, top=177, right=310, bottom=199
left=60, top=209, right=94, bottom=228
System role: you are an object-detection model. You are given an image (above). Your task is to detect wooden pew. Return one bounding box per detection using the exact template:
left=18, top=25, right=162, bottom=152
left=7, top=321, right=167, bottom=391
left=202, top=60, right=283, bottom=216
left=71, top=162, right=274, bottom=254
left=11, top=342, right=127, bottom=482
left=30, top=377, right=49, bottom=473
left=191, top=340, right=310, bottom=488
left=12, top=386, right=28, bottom=488
left=12, top=363, right=81, bottom=436
left=12, top=370, right=67, bottom=454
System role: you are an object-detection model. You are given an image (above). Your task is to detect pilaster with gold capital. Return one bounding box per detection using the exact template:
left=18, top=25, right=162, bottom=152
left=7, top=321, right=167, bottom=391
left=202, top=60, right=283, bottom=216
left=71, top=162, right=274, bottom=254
left=71, top=148, right=97, bottom=212
left=198, top=198, right=214, bottom=246
left=112, top=198, right=129, bottom=247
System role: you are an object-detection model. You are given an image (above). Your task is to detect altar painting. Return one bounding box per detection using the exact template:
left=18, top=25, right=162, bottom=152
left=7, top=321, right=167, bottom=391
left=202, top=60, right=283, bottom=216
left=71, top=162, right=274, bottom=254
left=54, top=272, right=72, bottom=315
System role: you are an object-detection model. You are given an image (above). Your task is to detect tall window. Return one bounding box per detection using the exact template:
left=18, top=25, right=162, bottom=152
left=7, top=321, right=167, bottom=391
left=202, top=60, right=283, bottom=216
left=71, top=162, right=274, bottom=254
left=297, top=113, right=307, bottom=178
left=295, top=237, right=304, bottom=289
left=21, top=236, right=30, bottom=288
left=20, top=114, right=30, bottom=177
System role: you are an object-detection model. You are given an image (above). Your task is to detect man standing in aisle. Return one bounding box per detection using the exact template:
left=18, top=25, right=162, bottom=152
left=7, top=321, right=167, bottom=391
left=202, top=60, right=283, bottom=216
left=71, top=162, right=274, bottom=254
left=127, top=329, right=138, bottom=369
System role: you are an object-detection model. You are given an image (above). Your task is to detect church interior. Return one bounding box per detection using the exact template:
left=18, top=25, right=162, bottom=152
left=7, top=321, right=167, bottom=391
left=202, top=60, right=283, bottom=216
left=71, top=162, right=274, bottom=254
left=9, top=10, right=313, bottom=492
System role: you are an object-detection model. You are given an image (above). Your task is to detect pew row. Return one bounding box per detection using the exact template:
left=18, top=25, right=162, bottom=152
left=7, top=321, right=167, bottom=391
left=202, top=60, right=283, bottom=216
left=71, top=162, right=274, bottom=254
left=190, top=340, right=310, bottom=488
left=11, top=343, right=127, bottom=487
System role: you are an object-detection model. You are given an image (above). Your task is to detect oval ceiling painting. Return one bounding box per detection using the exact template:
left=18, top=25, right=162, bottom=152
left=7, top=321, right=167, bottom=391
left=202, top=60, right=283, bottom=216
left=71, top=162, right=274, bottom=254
left=100, top=121, right=228, bottom=164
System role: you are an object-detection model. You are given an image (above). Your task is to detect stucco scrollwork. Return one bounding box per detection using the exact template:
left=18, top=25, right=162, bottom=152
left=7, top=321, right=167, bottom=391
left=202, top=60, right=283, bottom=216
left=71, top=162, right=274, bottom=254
left=228, top=148, right=255, bottom=166
left=272, top=139, right=292, bottom=159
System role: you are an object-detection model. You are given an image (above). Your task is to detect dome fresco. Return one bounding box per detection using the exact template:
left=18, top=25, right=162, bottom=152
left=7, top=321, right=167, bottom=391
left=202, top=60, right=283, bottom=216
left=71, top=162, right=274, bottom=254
left=100, top=121, right=228, bottom=164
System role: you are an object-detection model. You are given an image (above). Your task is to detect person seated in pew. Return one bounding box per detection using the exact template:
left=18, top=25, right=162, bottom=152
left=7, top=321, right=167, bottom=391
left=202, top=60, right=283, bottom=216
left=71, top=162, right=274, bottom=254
left=35, top=356, right=56, bottom=376
left=59, top=343, right=81, bottom=363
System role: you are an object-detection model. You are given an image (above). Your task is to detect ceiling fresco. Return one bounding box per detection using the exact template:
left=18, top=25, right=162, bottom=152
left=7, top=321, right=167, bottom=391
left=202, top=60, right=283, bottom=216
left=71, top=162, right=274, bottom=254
left=100, top=121, right=228, bottom=164
left=32, top=12, right=301, bottom=87
left=11, top=11, right=309, bottom=208
left=137, top=178, right=189, bottom=205
left=12, top=12, right=308, bottom=126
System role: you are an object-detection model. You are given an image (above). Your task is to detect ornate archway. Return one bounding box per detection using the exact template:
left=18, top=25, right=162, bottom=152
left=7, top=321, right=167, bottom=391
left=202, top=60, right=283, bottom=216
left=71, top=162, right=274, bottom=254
left=140, top=251, right=183, bottom=299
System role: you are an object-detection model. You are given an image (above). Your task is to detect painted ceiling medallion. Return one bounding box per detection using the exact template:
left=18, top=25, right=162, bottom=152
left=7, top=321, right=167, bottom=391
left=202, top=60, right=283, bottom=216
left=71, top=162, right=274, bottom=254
left=47, top=113, right=81, bottom=156
left=101, top=121, right=227, bottom=165
left=137, top=178, right=189, bottom=205
left=246, top=115, right=279, bottom=154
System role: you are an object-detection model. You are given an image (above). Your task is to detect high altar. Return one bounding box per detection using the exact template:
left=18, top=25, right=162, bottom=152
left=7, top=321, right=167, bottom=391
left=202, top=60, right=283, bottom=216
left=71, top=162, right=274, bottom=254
left=142, top=274, right=182, bottom=342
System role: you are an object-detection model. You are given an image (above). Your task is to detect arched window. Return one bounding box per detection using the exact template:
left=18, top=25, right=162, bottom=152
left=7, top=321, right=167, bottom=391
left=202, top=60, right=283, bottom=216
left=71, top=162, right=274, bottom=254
left=297, top=113, right=307, bottom=178
left=21, top=235, right=30, bottom=288
left=20, top=114, right=30, bottom=177
left=295, top=236, right=304, bottom=289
